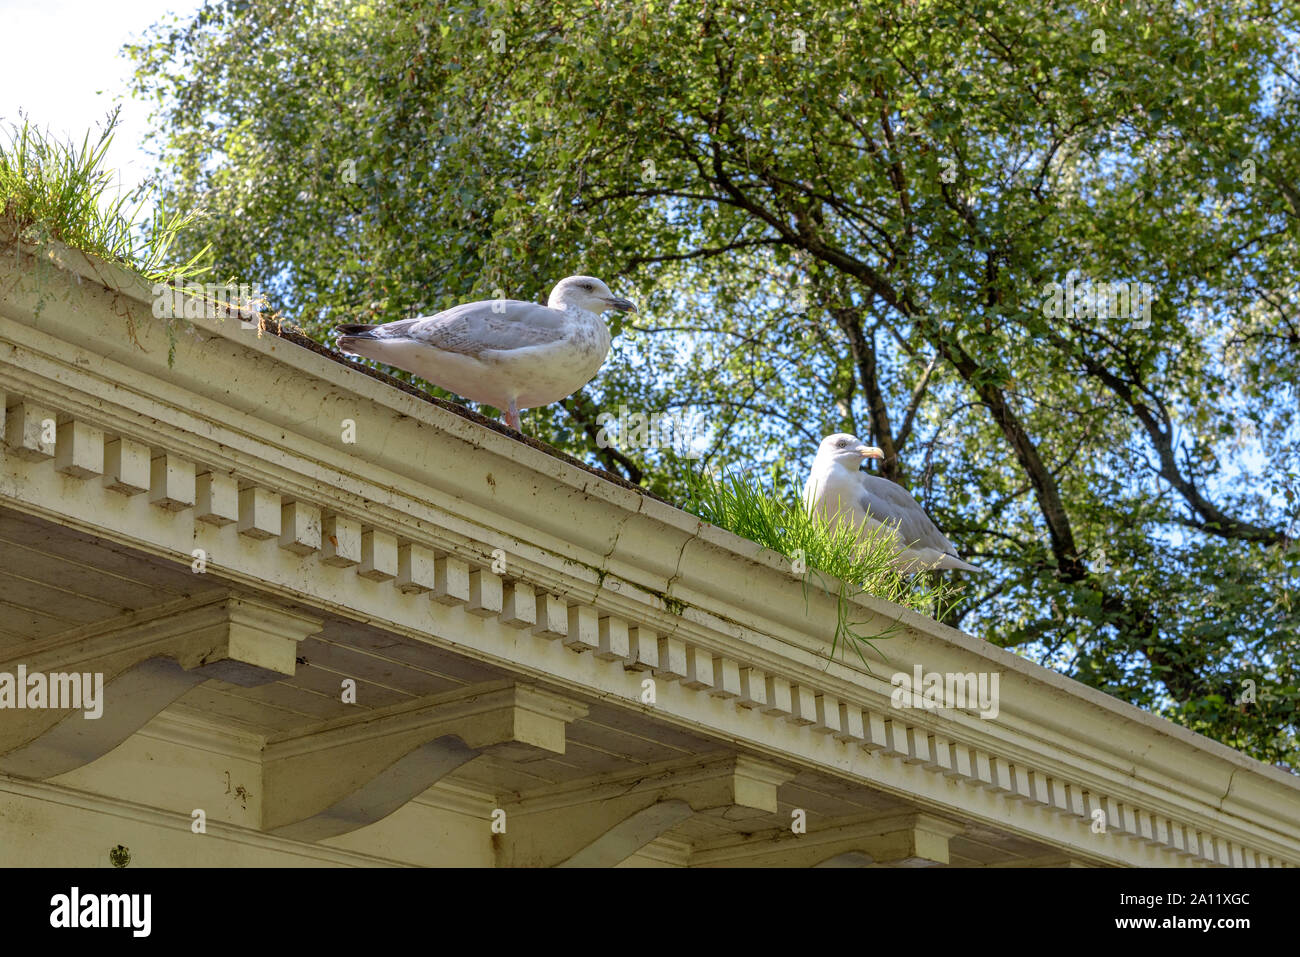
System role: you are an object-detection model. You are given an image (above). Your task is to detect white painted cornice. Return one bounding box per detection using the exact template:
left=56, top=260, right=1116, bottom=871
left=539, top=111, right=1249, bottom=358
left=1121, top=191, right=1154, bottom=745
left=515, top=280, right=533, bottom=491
left=1, top=241, right=1296, bottom=867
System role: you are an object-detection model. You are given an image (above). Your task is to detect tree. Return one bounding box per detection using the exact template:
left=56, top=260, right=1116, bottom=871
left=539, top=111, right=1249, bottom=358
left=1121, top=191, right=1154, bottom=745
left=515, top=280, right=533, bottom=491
left=129, top=0, right=1300, bottom=766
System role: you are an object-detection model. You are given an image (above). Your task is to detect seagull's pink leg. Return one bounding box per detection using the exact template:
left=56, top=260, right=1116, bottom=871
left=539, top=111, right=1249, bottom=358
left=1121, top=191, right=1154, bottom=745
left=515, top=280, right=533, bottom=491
left=505, top=398, right=521, bottom=431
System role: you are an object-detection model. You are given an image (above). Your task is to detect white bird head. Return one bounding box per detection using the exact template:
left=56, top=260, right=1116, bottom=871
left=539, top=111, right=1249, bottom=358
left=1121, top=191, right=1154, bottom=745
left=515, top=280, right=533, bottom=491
left=547, top=276, right=638, bottom=315
left=816, top=433, right=885, bottom=469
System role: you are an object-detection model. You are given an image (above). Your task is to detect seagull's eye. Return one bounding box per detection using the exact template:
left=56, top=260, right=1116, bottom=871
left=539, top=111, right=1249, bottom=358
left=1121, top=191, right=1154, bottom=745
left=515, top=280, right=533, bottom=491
left=582, top=283, right=594, bottom=292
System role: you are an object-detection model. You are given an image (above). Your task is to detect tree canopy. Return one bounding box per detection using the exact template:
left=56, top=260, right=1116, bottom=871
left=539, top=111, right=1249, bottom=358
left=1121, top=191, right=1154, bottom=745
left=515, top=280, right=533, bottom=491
left=128, top=0, right=1300, bottom=767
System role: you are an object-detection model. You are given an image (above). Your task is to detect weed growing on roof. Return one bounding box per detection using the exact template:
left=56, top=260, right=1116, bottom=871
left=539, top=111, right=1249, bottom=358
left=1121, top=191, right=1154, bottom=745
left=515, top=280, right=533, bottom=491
left=0, top=108, right=211, bottom=359
left=683, top=466, right=962, bottom=668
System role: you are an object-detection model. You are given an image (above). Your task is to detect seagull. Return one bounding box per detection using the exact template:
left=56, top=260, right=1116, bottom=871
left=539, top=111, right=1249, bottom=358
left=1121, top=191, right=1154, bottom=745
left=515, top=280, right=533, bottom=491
left=804, top=433, right=982, bottom=572
left=335, top=276, right=636, bottom=430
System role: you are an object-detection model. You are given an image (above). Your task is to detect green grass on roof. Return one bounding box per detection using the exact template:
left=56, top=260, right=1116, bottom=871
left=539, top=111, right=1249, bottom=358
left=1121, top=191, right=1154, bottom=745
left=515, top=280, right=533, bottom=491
left=683, top=466, right=962, bottom=666
left=0, top=107, right=209, bottom=285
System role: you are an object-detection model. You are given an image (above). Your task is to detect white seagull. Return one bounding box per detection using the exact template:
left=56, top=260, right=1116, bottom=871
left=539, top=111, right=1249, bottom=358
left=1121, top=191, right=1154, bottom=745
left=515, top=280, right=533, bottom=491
left=335, top=276, right=636, bottom=430
left=804, top=433, right=982, bottom=573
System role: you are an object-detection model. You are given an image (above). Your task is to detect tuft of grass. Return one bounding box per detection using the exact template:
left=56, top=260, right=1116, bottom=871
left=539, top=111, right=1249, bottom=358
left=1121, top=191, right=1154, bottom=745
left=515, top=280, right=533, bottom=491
left=0, top=108, right=210, bottom=285
left=683, top=466, right=961, bottom=667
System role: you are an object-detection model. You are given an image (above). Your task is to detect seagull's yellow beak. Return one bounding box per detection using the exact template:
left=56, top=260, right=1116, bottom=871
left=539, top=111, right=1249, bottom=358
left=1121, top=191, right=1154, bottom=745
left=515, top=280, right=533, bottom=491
left=856, top=445, right=885, bottom=460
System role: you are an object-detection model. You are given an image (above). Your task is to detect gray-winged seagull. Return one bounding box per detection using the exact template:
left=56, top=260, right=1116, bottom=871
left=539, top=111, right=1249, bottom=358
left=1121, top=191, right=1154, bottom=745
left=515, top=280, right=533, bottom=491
left=335, top=276, right=636, bottom=430
left=804, top=433, right=982, bottom=572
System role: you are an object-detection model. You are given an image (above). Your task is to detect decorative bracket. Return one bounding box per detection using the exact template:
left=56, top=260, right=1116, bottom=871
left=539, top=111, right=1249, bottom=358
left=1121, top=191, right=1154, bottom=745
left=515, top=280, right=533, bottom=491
left=261, top=680, right=588, bottom=841
left=0, top=592, right=319, bottom=778
left=497, top=754, right=796, bottom=867
left=693, top=812, right=966, bottom=867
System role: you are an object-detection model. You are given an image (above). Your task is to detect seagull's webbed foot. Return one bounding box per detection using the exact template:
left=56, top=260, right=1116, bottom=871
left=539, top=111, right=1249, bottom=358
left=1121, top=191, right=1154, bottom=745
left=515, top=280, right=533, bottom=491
left=504, top=398, right=521, bottom=432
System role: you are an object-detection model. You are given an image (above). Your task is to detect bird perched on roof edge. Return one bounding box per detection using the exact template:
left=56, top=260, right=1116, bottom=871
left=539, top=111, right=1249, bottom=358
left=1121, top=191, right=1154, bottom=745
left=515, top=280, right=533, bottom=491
left=335, top=275, right=635, bottom=431
left=804, top=433, right=982, bottom=573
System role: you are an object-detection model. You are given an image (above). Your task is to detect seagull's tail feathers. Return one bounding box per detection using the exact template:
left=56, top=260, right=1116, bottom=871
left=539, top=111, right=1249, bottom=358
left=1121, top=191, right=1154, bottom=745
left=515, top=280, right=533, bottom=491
left=936, top=554, right=983, bottom=573
left=335, top=324, right=383, bottom=356
left=335, top=323, right=380, bottom=338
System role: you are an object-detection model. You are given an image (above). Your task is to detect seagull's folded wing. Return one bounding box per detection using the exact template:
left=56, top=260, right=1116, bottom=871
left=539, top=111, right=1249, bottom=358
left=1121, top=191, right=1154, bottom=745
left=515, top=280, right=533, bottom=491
left=856, top=472, right=959, bottom=556
left=373, top=301, right=573, bottom=357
